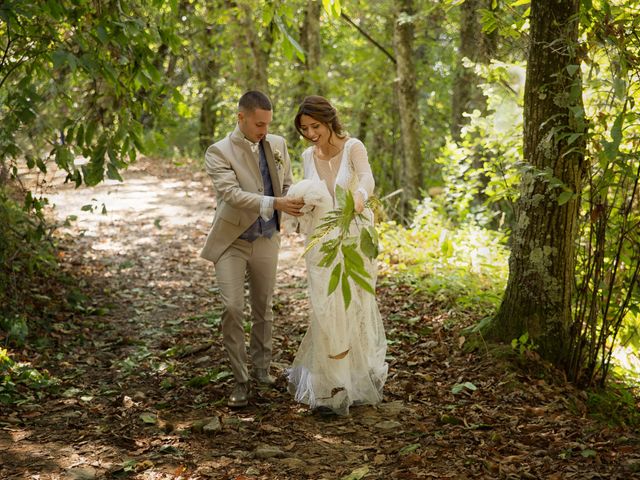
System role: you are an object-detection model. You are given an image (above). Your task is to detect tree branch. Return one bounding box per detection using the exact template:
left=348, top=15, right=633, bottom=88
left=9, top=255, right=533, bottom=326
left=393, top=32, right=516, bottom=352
left=340, top=13, right=396, bottom=65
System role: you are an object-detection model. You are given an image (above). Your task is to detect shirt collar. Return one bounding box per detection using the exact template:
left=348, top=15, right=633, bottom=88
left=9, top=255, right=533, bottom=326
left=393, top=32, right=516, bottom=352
left=244, top=137, right=260, bottom=153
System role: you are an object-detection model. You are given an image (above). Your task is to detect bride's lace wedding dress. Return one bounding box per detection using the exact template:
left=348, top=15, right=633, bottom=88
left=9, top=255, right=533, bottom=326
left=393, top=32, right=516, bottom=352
left=287, top=138, right=388, bottom=416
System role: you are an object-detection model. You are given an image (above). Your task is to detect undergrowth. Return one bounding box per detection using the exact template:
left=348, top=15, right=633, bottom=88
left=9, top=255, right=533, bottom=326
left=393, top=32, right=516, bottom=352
left=378, top=197, right=508, bottom=317
left=584, top=380, right=640, bottom=428
left=0, top=188, right=67, bottom=404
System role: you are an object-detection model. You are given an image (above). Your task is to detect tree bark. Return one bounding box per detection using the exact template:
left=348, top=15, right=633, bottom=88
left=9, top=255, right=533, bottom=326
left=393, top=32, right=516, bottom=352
left=489, top=0, right=585, bottom=367
left=199, top=58, right=221, bottom=152
left=300, top=0, right=322, bottom=77
left=288, top=0, right=323, bottom=145
left=237, top=3, right=273, bottom=94
left=450, top=0, right=496, bottom=140
left=0, top=163, right=8, bottom=188
left=393, top=0, right=422, bottom=219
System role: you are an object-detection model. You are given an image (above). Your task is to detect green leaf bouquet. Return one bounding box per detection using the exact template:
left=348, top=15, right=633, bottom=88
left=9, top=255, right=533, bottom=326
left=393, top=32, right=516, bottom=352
left=303, top=186, right=380, bottom=309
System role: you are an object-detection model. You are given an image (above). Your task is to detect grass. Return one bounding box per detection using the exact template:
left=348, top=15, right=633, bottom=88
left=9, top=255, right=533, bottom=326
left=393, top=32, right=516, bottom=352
left=378, top=197, right=509, bottom=317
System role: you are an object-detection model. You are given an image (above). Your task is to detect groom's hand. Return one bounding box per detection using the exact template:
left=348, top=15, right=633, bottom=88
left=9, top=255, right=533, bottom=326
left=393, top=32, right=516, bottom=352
left=275, top=197, right=305, bottom=216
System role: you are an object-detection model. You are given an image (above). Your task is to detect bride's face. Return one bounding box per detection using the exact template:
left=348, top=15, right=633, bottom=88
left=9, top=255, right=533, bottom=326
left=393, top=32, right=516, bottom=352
left=298, top=114, right=332, bottom=148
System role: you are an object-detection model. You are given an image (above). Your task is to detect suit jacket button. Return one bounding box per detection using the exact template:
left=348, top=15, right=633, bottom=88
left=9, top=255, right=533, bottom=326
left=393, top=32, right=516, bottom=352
left=258, top=188, right=263, bottom=192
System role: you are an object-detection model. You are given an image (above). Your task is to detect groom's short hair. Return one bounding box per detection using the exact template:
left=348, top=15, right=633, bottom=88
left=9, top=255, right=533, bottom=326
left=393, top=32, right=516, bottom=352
left=239, top=91, right=272, bottom=113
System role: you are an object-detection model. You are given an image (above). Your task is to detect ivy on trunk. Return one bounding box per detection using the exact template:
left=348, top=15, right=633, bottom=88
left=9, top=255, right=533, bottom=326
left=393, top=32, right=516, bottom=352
left=488, top=0, right=586, bottom=368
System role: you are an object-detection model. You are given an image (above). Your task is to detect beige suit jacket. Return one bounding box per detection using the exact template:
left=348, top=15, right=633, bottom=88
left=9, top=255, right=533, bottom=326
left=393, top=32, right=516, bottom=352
left=200, top=125, right=293, bottom=263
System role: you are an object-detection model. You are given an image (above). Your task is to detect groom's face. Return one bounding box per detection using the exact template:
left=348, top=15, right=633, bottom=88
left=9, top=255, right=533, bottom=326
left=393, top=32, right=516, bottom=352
left=238, top=108, right=272, bottom=143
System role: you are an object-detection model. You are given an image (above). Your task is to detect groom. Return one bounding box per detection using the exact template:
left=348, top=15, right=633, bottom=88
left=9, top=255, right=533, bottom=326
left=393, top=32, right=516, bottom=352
left=200, top=91, right=304, bottom=408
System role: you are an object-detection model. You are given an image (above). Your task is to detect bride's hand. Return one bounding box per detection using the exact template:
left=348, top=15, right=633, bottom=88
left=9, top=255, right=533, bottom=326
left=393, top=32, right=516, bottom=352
left=354, top=191, right=365, bottom=213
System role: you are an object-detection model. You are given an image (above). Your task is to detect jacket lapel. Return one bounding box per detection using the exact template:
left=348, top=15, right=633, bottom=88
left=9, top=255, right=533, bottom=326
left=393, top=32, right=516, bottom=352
left=230, top=125, right=260, bottom=180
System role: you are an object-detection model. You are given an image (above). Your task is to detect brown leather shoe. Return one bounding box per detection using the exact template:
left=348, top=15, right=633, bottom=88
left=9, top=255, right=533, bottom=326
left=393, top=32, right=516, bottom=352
left=228, top=382, right=249, bottom=408
left=312, top=405, right=337, bottom=417
left=251, top=368, right=276, bottom=386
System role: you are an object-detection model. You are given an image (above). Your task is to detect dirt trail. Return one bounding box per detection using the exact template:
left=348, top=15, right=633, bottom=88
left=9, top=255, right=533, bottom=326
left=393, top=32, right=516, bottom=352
left=1, top=160, right=638, bottom=479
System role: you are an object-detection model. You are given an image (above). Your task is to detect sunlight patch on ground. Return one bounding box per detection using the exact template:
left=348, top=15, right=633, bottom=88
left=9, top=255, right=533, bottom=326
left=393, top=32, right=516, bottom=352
left=49, top=177, right=204, bottom=228
left=89, top=239, right=130, bottom=252
left=44, top=171, right=214, bottom=256
left=154, top=279, right=193, bottom=289
left=312, top=433, right=342, bottom=444
left=132, top=236, right=157, bottom=246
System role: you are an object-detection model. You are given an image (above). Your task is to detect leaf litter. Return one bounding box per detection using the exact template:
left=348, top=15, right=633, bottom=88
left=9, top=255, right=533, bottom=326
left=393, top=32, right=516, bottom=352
left=1, top=159, right=639, bottom=479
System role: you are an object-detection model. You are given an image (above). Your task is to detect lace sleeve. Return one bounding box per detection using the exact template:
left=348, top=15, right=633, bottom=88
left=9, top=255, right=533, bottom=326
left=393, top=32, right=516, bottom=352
left=349, top=139, right=375, bottom=199
left=302, top=147, right=314, bottom=179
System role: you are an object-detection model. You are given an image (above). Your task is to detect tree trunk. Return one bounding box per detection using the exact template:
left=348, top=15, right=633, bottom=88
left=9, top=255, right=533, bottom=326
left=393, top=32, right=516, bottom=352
left=393, top=0, right=422, bottom=220
left=450, top=0, right=496, bottom=140
left=488, top=0, right=585, bottom=367
left=237, top=3, right=273, bottom=94
left=288, top=0, right=323, bottom=145
left=0, top=163, right=8, bottom=188
left=300, top=0, right=322, bottom=81
left=199, top=59, right=221, bottom=152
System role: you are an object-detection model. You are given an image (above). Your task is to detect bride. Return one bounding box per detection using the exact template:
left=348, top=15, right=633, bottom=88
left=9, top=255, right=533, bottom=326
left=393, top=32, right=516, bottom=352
left=286, top=95, right=388, bottom=416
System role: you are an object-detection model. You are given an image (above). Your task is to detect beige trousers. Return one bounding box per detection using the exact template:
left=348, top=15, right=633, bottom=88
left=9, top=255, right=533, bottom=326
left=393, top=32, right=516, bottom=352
left=214, top=234, right=280, bottom=383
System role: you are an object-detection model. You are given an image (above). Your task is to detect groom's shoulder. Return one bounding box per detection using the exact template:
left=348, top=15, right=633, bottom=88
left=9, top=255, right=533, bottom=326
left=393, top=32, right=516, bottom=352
left=213, top=132, right=233, bottom=148
left=204, top=135, right=234, bottom=164
left=206, top=133, right=233, bottom=153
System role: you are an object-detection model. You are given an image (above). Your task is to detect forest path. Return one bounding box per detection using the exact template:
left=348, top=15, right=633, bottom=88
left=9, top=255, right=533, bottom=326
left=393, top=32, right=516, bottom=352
left=1, top=159, right=638, bottom=479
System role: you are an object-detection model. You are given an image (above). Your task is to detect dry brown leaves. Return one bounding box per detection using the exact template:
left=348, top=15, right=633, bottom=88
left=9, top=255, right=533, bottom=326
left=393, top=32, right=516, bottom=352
left=1, top=159, right=639, bottom=479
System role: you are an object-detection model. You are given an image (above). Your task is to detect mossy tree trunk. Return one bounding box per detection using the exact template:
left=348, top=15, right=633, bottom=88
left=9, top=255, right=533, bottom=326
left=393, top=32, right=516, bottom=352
left=393, top=0, right=423, bottom=220
left=488, top=0, right=586, bottom=368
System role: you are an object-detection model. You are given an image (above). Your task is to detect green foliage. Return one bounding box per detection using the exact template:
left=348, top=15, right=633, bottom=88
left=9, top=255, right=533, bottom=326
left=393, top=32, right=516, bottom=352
left=584, top=381, right=640, bottom=427
left=322, top=0, right=342, bottom=18
left=565, top=0, right=640, bottom=387
left=451, top=381, right=478, bottom=395
left=1, top=0, right=460, bottom=205
left=609, top=343, right=640, bottom=387
left=511, top=331, right=537, bottom=356
left=475, top=0, right=530, bottom=40
left=267, top=1, right=459, bottom=201
left=444, top=1, right=639, bottom=386
left=0, top=190, right=77, bottom=402
left=0, top=190, right=57, bottom=326
left=187, top=368, right=233, bottom=388
left=436, top=60, right=524, bottom=229
left=0, top=347, right=58, bottom=405
left=1, top=0, right=183, bottom=185
left=305, top=186, right=380, bottom=309
left=378, top=197, right=508, bottom=315
left=0, top=315, right=29, bottom=347
left=269, top=3, right=306, bottom=62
